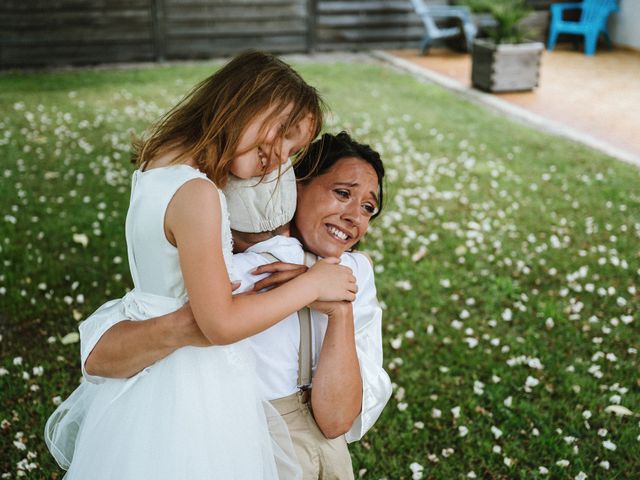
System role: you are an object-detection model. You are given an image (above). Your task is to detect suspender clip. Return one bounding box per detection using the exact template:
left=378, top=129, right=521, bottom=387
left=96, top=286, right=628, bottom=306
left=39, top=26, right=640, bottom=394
left=297, top=385, right=312, bottom=404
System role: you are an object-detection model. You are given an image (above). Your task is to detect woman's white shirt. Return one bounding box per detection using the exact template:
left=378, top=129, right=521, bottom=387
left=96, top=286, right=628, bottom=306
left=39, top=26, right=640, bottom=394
left=230, top=235, right=391, bottom=443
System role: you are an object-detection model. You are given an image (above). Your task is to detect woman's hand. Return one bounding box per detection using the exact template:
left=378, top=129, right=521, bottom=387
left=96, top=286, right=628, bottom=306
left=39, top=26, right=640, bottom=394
left=306, top=258, right=357, bottom=302
left=251, top=262, right=308, bottom=291
left=309, top=300, right=353, bottom=319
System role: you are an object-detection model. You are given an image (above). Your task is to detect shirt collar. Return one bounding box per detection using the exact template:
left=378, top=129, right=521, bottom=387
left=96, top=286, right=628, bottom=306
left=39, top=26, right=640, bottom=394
left=245, top=235, right=302, bottom=254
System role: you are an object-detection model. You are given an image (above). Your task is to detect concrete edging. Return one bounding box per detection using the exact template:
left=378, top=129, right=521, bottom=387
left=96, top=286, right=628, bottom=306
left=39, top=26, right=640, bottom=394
left=371, top=50, right=640, bottom=169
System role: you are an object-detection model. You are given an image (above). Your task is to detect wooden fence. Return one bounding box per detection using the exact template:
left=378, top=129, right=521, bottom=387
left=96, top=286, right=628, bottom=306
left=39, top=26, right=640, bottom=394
left=0, top=0, right=552, bottom=69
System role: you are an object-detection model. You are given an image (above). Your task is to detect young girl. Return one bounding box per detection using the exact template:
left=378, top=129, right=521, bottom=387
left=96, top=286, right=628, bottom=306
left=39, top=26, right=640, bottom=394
left=45, top=50, right=357, bottom=479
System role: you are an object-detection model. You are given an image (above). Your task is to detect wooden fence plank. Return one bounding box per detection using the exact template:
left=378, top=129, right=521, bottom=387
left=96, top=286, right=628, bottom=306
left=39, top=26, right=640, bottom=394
left=167, top=22, right=308, bottom=37
left=1, top=43, right=154, bottom=67
left=3, top=0, right=548, bottom=67
left=319, top=12, right=420, bottom=28
left=318, top=1, right=414, bottom=14
left=166, top=34, right=306, bottom=57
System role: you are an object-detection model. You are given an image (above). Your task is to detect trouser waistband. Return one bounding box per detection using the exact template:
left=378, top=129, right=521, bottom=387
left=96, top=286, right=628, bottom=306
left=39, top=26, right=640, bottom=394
left=269, top=390, right=311, bottom=416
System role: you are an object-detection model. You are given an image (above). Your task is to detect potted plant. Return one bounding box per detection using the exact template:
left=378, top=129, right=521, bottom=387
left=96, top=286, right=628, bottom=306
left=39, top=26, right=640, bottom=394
left=460, top=0, right=544, bottom=92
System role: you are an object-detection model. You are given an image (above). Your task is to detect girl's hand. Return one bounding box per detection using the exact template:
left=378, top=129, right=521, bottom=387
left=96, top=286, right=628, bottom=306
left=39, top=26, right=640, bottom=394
left=251, top=262, right=308, bottom=292
left=306, top=258, right=357, bottom=302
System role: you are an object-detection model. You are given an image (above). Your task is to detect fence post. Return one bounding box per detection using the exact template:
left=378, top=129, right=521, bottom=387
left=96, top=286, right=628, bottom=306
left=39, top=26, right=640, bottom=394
left=306, top=0, right=318, bottom=53
left=151, top=0, right=167, bottom=62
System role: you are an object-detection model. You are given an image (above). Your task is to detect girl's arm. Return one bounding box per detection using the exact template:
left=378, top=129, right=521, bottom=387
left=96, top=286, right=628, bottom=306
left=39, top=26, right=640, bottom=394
left=168, top=179, right=357, bottom=345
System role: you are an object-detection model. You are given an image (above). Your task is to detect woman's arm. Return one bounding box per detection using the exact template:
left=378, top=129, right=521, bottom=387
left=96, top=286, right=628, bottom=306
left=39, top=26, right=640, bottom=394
left=169, top=179, right=357, bottom=345
left=310, top=301, right=363, bottom=439
left=343, top=254, right=392, bottom=442
left=84, top=303, right=207, bottom=378
left=311, top=253, right=392, bottom=441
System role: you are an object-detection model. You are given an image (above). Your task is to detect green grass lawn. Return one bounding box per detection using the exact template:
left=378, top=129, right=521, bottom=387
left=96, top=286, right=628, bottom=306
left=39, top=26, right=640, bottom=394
left=0, top=59, right=638, bottom=479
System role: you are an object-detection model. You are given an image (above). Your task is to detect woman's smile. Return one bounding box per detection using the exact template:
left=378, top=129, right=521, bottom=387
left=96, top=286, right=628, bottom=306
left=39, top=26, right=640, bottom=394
left=326, top=224, right=351, bottom=242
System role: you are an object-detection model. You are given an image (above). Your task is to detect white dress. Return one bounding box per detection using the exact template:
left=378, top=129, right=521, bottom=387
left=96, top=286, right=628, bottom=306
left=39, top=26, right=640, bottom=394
left=45, top=165, right=300, bottom=479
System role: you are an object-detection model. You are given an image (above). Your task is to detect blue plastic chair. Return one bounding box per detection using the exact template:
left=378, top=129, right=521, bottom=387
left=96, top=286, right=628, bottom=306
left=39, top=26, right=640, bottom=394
left=547, top=0, right=619, bottom=56
left=410, top=0, right=477, bottom=54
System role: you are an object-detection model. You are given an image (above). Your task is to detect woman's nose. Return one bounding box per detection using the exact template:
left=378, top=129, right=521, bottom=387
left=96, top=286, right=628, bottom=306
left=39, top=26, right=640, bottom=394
left=342, top=201, right=362, bottom=226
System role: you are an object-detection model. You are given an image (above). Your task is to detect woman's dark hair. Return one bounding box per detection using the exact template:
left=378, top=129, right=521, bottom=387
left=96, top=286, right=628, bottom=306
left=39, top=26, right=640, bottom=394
left=294, top=131, right=385, bottom=220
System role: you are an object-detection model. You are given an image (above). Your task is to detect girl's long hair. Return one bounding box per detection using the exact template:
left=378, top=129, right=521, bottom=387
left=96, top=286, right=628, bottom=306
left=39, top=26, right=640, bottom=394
left=132, top=50, right=324, bottom=187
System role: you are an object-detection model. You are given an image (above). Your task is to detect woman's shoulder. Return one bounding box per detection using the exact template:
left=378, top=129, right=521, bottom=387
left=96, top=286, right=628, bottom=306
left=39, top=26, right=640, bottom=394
left=341, top=250, right=375, bottom=282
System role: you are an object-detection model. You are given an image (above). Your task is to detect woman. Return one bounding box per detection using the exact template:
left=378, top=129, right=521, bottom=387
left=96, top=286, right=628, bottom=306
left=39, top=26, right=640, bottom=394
left=230, top=131, right=391, bottom=479
left=78, top=131, right=391, bottom=479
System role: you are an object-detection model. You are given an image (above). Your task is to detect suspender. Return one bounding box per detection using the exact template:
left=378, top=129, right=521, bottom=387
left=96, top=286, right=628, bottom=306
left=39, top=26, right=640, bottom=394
left=258, top=251, right=316, bottom=392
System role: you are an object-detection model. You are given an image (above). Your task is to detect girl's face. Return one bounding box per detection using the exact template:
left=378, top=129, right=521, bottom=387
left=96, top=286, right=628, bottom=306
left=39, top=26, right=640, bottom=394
left=230, top=105, right=314, bottom=179
left=294, top=157, right=379, bottom=259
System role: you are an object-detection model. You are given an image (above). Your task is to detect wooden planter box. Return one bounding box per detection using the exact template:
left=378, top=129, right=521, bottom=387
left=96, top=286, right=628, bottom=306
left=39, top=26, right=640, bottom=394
left=471, top=39, right=544, bottom=92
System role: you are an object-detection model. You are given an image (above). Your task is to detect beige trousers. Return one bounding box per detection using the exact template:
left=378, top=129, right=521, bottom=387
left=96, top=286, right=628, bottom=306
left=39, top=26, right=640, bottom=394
left=270, top=392, right=355, bottom=480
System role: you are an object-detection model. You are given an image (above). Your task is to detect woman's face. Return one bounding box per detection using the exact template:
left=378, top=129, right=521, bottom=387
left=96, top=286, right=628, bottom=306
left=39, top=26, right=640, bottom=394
left=294, top=157, right=379, bottom=258
left=230, top=105, right=314, bottom=179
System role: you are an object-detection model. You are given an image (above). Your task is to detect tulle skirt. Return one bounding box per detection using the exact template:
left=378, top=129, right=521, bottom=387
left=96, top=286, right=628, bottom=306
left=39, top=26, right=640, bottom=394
left=45, top=290, right=301, bottom=480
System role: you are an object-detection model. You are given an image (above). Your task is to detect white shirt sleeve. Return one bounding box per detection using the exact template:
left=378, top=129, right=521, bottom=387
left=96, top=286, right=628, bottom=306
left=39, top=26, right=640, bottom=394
left=345, top=253, right=392, bottom=443
left=78, top=298, right=128, bottom=384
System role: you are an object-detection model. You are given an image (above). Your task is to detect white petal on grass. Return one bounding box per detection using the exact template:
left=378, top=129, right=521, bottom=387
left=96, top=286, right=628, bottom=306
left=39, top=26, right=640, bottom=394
left=390, top=336, right=402, bottom=350
left=602, top=440, right=617, bottom=451
left=473, top=380, right=485, bottom=395
left=525, top=376, right=540, bottom=390
left=72, top=233, right=89, bottom=247
left=441, top=448, right=454, bottom=458
left=409, top=462, right=424, bottom=480
left=60, top=332, right=80, bottom=345
left=604, top=405, right=632, bottom=416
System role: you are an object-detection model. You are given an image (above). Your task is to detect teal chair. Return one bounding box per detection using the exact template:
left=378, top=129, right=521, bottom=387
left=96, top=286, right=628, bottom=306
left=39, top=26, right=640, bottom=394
left=410, top=0, right=477, bottom=54
left=547, top=0, right=619, bottom=56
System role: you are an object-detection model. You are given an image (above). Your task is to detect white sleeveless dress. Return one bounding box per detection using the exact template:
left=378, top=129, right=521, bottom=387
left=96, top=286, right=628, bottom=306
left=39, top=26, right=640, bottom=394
left=45, top=165, right=300, bottom=479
